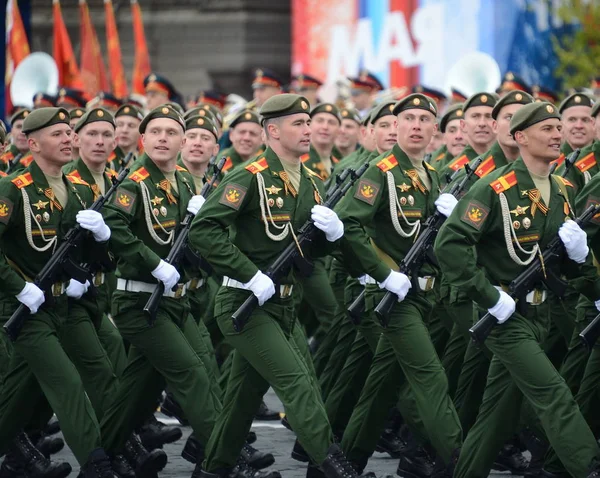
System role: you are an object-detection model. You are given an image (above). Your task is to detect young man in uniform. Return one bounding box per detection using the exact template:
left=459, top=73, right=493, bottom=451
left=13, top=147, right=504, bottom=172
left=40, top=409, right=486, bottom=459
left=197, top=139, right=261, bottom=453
left=111, top=104, right=144, bottom=171
left=431, top=103, right=466, bottom=173
left=1, top=109, right=33, bottom=173
left=555, top=93, right=596, bottom=161
left=435, top=101, right=600, bottom=478
left=220, top=110, right=262, bottom=175
left=335, top=108, right=362, bottom=159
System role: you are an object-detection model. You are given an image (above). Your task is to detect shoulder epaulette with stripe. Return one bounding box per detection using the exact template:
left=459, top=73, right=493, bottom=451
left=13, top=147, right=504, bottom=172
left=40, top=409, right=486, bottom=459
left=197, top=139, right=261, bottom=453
left=575, top=152, right=596, bottom=173
left=489, top=171, right=517, bottom=194
left=551, top=153, right=565, bottom=168
left=19, top=153, right=33, bottom=167
left=245, top=157, right=269, bottom=174
left=11, top=172, right=33, bottom=189
left=448, top=154, right=469, bottom=172
left=553, top=176, right=574, bottom=188
left=66, top=174, right=89, bottom=186
left=175, top=165, right=188, bottom=172
left=303, top=165, right=321, bottom=178
left=106, top=168, right=118, bottom=178
left=376, top=154, right=398, bottom=172
left=300, top=154, right=310, bottom=163
left=1, top=151, right=14, bottom=164
left=332, top=155, right=340, bottom=164
left=474, top=155, right=496, bottom=178
left=0, top=171, right=7, bottom=178
left=129, top=167, right=150, bottom=183
left=108, top=151, right=117, bottom=163
left=66, top=170, right=83, bottom=181
left=424, top=162, right=436, bottom=171
left=222, top=157, right=233, bottom=172
left=435, top=151, right=445, bottom=161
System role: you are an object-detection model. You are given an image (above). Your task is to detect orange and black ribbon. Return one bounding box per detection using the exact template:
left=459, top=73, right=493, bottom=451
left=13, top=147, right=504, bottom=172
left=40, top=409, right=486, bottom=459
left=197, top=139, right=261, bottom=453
left=43, top=188, right=62, bottom=212
left=526, top=189, right=548, bottom=218
left=405, top=169, right=427, bottom=194
left=158, top=180, right=177, bottom=204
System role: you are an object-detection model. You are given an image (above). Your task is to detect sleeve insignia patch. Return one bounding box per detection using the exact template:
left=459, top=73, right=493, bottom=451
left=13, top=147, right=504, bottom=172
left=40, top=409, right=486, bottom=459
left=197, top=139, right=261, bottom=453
left=461, top=200, right=489, bottom=230
left=354, top=179, right=380, bottom=205
left=0, top=197, right=13, bottom=224
left=219, top=183, right=247, bottom=210
left=113, top=187, right=135, bottom=212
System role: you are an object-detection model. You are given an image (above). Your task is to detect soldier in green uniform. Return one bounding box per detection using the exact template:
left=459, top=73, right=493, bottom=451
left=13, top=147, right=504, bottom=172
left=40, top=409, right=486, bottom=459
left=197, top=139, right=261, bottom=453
left=335, top=107, right=362, bottom=159
left=96, top=105, right=223, bottom=474
left=1, top=109, right=33, bottom=173
left=336, top=93, right=463, bottom=474
left=330, top=111, right=375, bottom=177
left=553, top=93, right=596, bottom=168
left=431, top=103, right=466, bottom=173
left=189, top=94, right=362, bottom=478
left=111, top=104, right=144, bottom=171
left=0, top=107, right=118, bottom=477
left=435, top=101, right=600, bottom=478
left=219, top=110, right=262, bottom=175
left=439, top=93, right=498, bottom=181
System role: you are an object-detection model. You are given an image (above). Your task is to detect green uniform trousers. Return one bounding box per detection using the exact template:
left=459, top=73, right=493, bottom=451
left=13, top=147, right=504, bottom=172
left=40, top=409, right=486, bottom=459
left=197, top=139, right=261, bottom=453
left=97, top=315, right=127, bottom=378
left=204, top=287, right=334, bottom=471
left=189, top=284, right=222, bottom=384
left=0, top=296, right=101, bottom=464
left=454, top=302, right=599, bottom=478
left=100, top=291, right=221, bottom=453
left=341, top=287, right=462, bottom=466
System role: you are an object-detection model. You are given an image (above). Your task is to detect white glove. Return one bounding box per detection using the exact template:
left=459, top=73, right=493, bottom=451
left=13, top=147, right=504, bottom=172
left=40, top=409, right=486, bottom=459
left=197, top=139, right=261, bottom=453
left=378, top=270, right=412, bottom=302
left=244, top=271, right=276, bottom=306
left=66, top=279, right=90, bottom=299
left=434, top=193, right=458, bottom=217
left=16, top=282, right=45, bottom=314
left=77, top=210, right=111, bottom=242
left=358, top=275, right=369, bottom=286
left=151, top=259, right=180, bottom=291
left=488, top=290, right=516, bottom=324
left=558, top=220, right=589, bottom=264
left=311, top=205, right=344, bottom=242
left=187, top=195, right=206, bottom=215
left=595, top=299, right=600, bottom=312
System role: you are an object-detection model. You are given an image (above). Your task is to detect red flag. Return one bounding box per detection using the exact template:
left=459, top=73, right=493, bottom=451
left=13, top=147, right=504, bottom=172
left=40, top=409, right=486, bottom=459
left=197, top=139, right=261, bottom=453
left=79, top=0, right=109, bottom=96
left=104, top=0, right=127, bottom=97
left=131, top=0, right=151, bottom=95
left=53, top=0, right=83, bottom=89
left=5, top=0, right=31, bottom=113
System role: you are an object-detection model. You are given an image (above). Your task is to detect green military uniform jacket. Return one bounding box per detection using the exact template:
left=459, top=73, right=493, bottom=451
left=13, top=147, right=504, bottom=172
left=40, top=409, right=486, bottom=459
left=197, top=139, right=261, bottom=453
left=434, top=157, right=600, bottom=310
left=0, top=160, right=101, bottom=297
left=438, top=143, right=479, bottom=183
left=107, top=145, right=140, bottom=173
left=558, top=140, right=600, bottom=194
left=449, top=142, right=511, bottom=195
left=103, top=153, right=196, bottom=284
left=188, top=147, right=335, bottom=285
left=301, top=144, right=341, bottom=181
left=336, top=143, right=441, bottom=283
left=219, top=146, right=249, bottom=176
left=0, top=144, right=33, bottom=174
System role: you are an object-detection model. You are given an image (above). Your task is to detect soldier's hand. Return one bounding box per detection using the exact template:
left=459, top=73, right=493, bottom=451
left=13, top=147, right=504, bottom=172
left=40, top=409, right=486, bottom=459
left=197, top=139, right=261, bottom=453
left=16, top=282, right=45, bottom=314
left=244, top=271, right=276, bottom=306
left=311, top=205, right=344, bottom=242
left=488, top=290, right=516, bottom=324
left=66, top=279, right=90, bottom=299
left=595, top=299, right=600, bottom=312
left=77, top=210, right=111, bottom=242
left=187, top=195, right=206, bottom=215
left=558, top=220, right=589, bottom=264
left=434, top=193, right=458, bottom=217
left=378, top=271, right=412, bottom=302
left=151, top=259, right=180, bottom=291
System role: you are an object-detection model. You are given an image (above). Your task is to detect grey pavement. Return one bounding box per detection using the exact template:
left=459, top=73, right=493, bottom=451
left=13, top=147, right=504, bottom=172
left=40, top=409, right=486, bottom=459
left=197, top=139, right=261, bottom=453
left=47, top=389, right=521, bottom=477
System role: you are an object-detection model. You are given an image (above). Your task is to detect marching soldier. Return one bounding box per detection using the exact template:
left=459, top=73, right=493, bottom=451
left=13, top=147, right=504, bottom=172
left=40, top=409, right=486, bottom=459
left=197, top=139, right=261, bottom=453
left=55, top=88, right=87, bottom=112
left=252, top=68, right=284, bottom=108
left=431, top=103, right=466, bottom=172
left=69, top=108, right=85, bottom=160
left=347, top=70, right=383, bottom=118
left=302, top=103, right=342, bottom=180
left=219, top=110, right=262, bottom=175
left=334, top=107, right=362, bottom=159
left=292, top=74, right=323, bottom=107
left=1, top=108, right=33, bottom=173
left=144, top=73, right=179, bottom=110
left=435, top=102, right=600, bottom=478
left=111, top=104, right=144, bottom=171
left=555, top=93, right=596, bottom=162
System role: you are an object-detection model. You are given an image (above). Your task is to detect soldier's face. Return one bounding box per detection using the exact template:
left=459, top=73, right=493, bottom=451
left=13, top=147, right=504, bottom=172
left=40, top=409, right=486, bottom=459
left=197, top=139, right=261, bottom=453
left=230, top=122, right=262, bottom=159
left=516, top=118, right=562, bottom=162
left=182, top=129, right=218, bottom=166
left=310, top=113, right=340, bottom=149
left=146, top=91, right=169, bottom=110
left=371, top=116, right=397, bottom=154
left=11, top=119, right=28, bottom=152
left=253, top=86, right=280, bottom=108
left=116, top=117, right=141, bottom=150
left=426, top=130, right=443, bottom=154
left=562, top=106, right=595, bottom=149
left=461, top=106, right=495, bottom=149
left=29, top=124, right=73, bottom=165
left=268, top=113, right=311, bottom=156
left=351, top=90, right=371, bottom=110
left=75, top=122, right=116, bottom=166
left=142, top=118, right=185, bottom=167
left=336, top=119, right=360, bottom=150
left=495, top=103, right=523, bottom=150
left=444, top=119, right=466, bottom=157
left=360, top=124, right=376, bottom=151
left=396, top=109, right=437, bottom=156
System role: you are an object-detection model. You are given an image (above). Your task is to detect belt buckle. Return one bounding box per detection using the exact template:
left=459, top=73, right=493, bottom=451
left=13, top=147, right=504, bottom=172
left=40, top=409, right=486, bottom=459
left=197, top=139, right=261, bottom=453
left=52, top=282, right=62, bottom=297
left=532, top=289, right=543, bottom=305
left=173, top=284, right=185, bottom=299
left=424, top=277, right=434, bottom=292
left=93, top=272, right=104, bottom=287
left=280, top=284, right=292, bottom=298
left=189, top=278, right=199, bottom=290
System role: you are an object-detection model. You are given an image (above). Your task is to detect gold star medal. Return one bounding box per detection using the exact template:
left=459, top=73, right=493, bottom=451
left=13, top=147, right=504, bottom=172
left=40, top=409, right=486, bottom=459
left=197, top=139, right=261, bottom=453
left=33, top=200, right=49, bottom=211
left=151, top=196, right=164, bottom=206
left=265, top=185, right=282, bottom=195
left=397, top=183, right=411, bottom=193
left=510, top=205, right=529, bottom=217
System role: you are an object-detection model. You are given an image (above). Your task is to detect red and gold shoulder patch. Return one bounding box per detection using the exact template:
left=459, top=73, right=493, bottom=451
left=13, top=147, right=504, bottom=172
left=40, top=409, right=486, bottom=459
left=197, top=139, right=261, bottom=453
left=245, top=157, right=268, bottom=175
left=474, top=155, right=496, bottom=178
left=0, top=197, right=13, bottom=224
left=66, top=174, right=89, bottom=186
left=105, top=168, right=118, bottom=180
left=175, top=165, right=188, bottom=172
left=300, top=154, right=310, bottom=163
left=219, top=183, right=247, bottom=210
left=0, top=151, right=14, bottom=165
left=0, top=172, right=6, bottom=178
left=489, top=171, right=517, bottom=194
left=376, top=155, right=398, bottom=172
left=222, top=157, right=234, bottom=172
left=553, top=176, right=574, bottom=188
left=129, top=167, right=150, bottom=183
left=551, top=153, right=565, bottom=168
left=108, top=151, right=117, bottom=163
left=448, top=155, right=469, bottom=172
left=435, top=151, right=445, bottom=161
left=575, top=152, right=596, bottom=173
left=303, top=165, right=321, bottom=178
left=19, top=153, right=33, bottom=167
left=354, top=179, right=380, bottom=205
left=113, top=187, right=135, bottom=212
left=424, top=161, right=436, bottom=171
left=11, top=172, right=33, bottom=189
left=461, top=200, right=490, bottom=230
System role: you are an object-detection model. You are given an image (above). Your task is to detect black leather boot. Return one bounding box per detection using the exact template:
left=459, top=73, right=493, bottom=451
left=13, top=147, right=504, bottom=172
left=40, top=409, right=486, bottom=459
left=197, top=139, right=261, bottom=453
left=291, top=439, right=310, bottom=462
left=137, top=414, right=182, bottom=449
left=241, top=443, right=275, bottom=470
left=123, top=433, right=168, bottom=476
left=232, top=456, right=281, bottom=478
left=492, top=441, right=529, bottom=475
left=320, top=444, right=358, bottom=478
left=160, top=392, right=189, bottom=426
left=81, top=448, right=117, bottom=478
left=12, top=432, right=72, bottom=478
left=396, top=446, right=435, bottom=478
left=0, top=447, right=25, bottom=478
left=181, top=434, right=205, bottom=464
left=36, top=435, right=65, bottom=458
left=110, top=454, right=135, bottom=478
left=255, top=400, right=280, bottom=421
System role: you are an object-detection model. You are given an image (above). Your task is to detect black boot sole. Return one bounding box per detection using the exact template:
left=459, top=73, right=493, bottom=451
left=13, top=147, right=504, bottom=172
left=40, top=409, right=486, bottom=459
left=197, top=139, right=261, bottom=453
left=248, top=454, right=275, bottom=470
left=181, top=444, right=198, bottom=464
left=139, top=428, right=183, bottom=450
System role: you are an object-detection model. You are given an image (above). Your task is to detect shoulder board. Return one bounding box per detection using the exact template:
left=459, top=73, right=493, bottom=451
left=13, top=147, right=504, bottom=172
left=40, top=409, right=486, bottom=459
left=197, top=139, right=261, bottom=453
left=19, top=153, right=33, bottom=167
left=1, top=151, right=14, bottom=164
left=332, top=155, right=341, bottom=164
left=435, top=151, right=445, bottom=161
left=474, top=155, right=496, bottom=178
left=245, top=157, right=269, bottom=175
left=66, top=174, right=89, bottom=186
left=376, top=154, right=398, bottom=172
left=300, top=153, right=310, bottom=163
left=129, top=167, right=150, bottom=183
left=551, top=153, right=565, bottom=168
left=424, top=162, right=436, bottom=171
left=553, top=175, right=574, bottom=188
left=11, top=172, right=33, bottom=189
left=105, top=168, right=118, bottom=178
left=575, top=152, right=596, bottom=173
left=303, top=165, right=321, bottom=178
left=0, top=172, right=6, bottom=178
left=108, top=151, right=117, bottom=162
left=222, top=157, right=233, bottom=172
left=448, top=155, right=469, bottom=172
left=175, top=165, right=188, bottom=172
left=489, top=171, right=517, bottom=194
